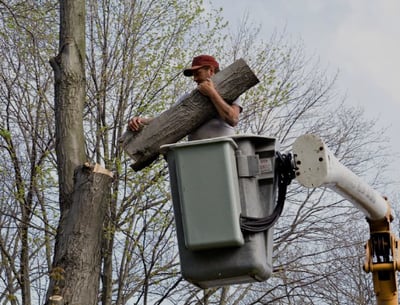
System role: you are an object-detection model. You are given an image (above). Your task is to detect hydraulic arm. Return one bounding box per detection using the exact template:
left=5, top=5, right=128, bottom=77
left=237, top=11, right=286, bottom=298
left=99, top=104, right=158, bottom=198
left=364, top=211, right=400, bottom=305
left=292, top=134, right=400, bottom=305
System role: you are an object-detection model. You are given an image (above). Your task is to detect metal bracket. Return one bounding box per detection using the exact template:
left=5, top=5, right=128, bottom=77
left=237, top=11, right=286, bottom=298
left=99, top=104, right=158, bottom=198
left=236, top=153, right=260, bottom=177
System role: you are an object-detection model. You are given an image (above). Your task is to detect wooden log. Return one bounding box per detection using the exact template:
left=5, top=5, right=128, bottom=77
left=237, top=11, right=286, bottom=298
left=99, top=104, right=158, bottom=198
left=120, top=58, right=259, bottom=171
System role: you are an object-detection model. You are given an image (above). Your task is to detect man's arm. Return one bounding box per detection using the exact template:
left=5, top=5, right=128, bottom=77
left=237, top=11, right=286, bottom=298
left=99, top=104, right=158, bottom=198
left=197, top=78, right=241, bottom=126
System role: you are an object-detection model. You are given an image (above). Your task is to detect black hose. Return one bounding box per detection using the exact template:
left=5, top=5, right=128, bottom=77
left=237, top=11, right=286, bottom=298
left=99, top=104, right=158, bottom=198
left=240, top=152, right=296, bottom=233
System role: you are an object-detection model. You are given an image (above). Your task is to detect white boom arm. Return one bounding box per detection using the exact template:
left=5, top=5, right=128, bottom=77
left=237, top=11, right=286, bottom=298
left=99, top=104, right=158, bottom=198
left=292, top=134, right=400, bottom=305
left=292, top=134, right=388, bottom=220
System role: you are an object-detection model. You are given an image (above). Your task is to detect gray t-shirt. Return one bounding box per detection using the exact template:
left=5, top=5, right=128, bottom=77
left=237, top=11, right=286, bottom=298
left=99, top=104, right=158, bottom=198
left=177, top=93, right=242, bottom=141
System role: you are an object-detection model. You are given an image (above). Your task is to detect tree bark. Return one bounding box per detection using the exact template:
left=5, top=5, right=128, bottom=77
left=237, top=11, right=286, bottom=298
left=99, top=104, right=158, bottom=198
left=50, top=26, right=86, bottom=214
left=119, top=58, right=259, bottom=171
left=47, top=163, right=113, bottom=305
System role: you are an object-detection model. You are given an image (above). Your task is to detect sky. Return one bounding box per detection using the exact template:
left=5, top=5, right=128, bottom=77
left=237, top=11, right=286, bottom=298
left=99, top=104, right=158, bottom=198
left=206, top=0, right=400, bottom=188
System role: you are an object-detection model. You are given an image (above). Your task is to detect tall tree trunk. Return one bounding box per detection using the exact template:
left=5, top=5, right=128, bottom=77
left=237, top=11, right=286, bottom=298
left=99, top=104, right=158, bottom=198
left=52, top=0, right=87, bottom=214
left=47, top=0, right=113, bottom=304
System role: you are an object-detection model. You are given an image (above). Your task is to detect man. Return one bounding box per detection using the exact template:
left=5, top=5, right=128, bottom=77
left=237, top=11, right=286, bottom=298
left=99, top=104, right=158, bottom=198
left=128, top=55, right=242, bottom=140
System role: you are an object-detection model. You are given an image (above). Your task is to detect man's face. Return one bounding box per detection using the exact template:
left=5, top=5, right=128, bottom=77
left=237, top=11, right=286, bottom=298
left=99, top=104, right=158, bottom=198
left=192, top=66, right=214, bottom=84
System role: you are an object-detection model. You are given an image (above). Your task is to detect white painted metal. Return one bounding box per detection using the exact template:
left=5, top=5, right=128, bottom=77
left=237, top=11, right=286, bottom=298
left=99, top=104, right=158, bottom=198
left=292, top=134, right=388, bottom=220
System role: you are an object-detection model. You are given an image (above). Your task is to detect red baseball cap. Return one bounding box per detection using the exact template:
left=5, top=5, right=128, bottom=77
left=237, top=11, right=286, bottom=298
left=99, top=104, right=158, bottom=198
left=183, top=55, right=220, bottom=76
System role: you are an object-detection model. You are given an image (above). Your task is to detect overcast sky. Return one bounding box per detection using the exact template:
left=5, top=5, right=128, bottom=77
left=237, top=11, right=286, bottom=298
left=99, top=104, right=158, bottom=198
left=207, top=0, right=400, bottom=187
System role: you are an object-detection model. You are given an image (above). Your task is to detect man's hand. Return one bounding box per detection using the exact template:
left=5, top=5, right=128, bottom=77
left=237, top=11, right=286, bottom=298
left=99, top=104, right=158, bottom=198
left=128, top=117, right=152, bottom=131
left=197, top=78, right=217, bottom=98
